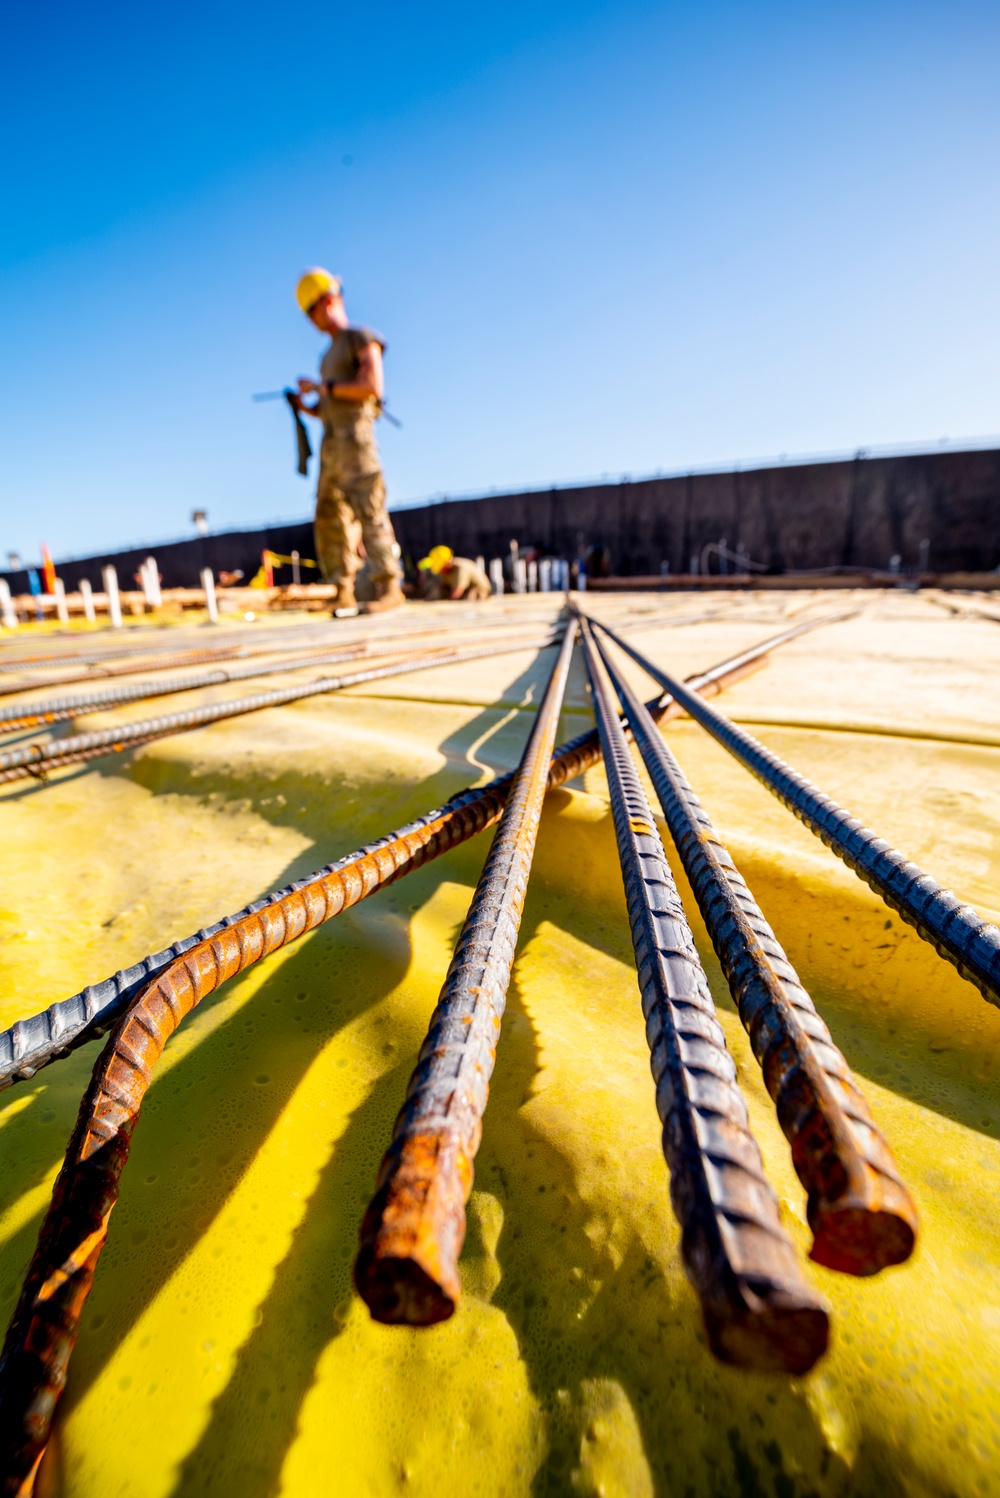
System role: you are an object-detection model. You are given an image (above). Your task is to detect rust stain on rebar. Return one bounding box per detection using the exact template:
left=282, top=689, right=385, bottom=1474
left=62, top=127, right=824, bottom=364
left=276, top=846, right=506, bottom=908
left=354, top=625, right=576, bottom=1325
left=589, top=617, right=918, bottom=1278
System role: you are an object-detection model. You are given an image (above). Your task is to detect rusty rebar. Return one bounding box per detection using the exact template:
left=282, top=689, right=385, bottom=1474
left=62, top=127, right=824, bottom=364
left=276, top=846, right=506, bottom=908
left=577, top=616, right=828, bottom=1373
left=354, top=625, right=577, bottom=1324
left=0, top=634, right=565, bottom=786
left=593, top=619, right=1000, bottom=1010
left=0, top=615, right=563, bottom=699
left=0, top=605, right=717, bottom=703
left=0, top=619, right=837, bottom=1089
left=0, top=624, right=564, bottom=734
left=0, top=630, right=576, bottom=1490
left=591, top=624, right=918, bottom=1276
left=0, top=621, right=843, bottom=1485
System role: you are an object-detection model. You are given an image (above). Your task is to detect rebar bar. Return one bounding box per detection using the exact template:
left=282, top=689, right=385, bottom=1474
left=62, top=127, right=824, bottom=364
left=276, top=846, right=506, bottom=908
left=0, top=631, right=577, bottom=1490
left=0, top=625, right=562, bottom=734
left=0, top=618, right=851, bottom=1483
left=0, top=620, right=839, bottom=1088
left=593, top=620, right=1000, bottom=1009
left=0, top=634, right=565, bottom=787
left=591, top=624, right=918, bottom=1275
left=577, top=616, right=828, bottom=1373
left=354, top=625, right=577, bottom=1324
left=0, top=616, right=561, bottom=698
left=0, top=605, right=718, bottom=702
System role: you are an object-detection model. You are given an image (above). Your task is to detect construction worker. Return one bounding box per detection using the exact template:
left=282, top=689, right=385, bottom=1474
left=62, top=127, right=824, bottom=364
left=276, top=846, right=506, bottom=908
left=292, top=268, right=404, bottom=614
left=418, top=546, right=492, bottom=600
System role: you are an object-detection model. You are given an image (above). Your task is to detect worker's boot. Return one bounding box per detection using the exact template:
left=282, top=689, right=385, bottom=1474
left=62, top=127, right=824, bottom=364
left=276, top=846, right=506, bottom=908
left=331, top=579, right=358, bottom=617
left=362, top=577, right=405, bottom=614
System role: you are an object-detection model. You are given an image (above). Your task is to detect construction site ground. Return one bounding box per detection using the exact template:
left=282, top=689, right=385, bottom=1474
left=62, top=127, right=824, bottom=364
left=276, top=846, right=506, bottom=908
left=0, top=589, right=998, bottom=1497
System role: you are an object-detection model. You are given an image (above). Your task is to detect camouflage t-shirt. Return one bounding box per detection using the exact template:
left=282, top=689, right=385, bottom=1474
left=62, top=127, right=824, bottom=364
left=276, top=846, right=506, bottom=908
left=318, top=326, right=385, bottom=429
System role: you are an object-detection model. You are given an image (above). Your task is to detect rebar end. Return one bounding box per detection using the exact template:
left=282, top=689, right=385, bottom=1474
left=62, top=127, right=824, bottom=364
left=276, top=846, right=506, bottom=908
left=807, top=1197, right=918, bottom=1277
left=354, top=1250, right=457, bottom=1326
left=354, top=1131, right=468, bottom=1326
left=705, top=1290, right=830, bottom=1376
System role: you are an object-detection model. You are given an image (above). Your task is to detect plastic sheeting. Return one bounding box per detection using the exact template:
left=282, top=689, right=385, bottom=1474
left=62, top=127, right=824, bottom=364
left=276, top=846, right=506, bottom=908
left=0, top=590, right=998, bottom=1496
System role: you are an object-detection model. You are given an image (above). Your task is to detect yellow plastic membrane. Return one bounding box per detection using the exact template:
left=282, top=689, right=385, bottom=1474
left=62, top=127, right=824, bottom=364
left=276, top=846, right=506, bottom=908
left=0, top=591, right=998, bottom=1496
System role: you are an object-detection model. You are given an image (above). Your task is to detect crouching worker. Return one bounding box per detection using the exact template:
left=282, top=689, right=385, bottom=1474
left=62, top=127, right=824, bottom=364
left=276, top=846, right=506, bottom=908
left=418, top=546, right=492, bottom=600
left=292, top=267, right=404, bottom=615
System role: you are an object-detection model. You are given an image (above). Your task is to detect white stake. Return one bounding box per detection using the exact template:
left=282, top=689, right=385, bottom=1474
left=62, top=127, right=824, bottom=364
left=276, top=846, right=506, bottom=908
left=201, top=567, right=219, bottom=623
left=0, top=580, right=17, bottom=630
left=141, top=557, right=162, bottom=609
left=54, top=578, right=69, bottom=625
left=102, top=565, right=123, bottom=628
left=79, top=579, right=96, bottom=623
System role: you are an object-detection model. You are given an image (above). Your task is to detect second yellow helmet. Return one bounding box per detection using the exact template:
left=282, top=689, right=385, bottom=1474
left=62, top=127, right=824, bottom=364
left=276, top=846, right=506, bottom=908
left=418, top=545, right=454, bottom=574
left=296, top=267, right=342, bottom=313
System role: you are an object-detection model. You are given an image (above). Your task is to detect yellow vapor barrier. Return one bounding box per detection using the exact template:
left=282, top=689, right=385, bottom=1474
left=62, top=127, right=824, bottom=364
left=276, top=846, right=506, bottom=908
left=0, top=592, right=998, bottom=1494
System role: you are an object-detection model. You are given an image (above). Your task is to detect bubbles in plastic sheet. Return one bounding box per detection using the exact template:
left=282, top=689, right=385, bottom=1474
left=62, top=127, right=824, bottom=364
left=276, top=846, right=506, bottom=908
left=4, top=620, right=1000, bottom=1494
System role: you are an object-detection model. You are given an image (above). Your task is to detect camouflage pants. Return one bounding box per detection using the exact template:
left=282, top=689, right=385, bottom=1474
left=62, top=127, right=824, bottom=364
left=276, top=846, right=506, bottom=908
left=314, top=410, right=400, bottom=586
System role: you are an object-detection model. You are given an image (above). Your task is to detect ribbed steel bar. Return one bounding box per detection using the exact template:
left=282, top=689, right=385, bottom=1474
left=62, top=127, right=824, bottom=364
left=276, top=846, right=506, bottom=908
left=0, top=641, right=246, bottom=675
left=0, top=633, right=565, bottom=787
left=0, top=646, right=250, bottom=698
left=0, top=606, right=715, bottom=701
left=577, top=616, right=828, bottom=1373
left=0, top=606, right=571, bottom=676
left=594, top=618, right=1000, bottom=1009
left=0, top=616, right=563, bottom=699
left=354, top=626, right=577, bottom=1325
left=0, top=619, right=836, bottom=1088
left=0, top=631, right=574, bottom=1490
left=0, top=624, right=564, bottom=733
left=592, top=626, right=918, bottom=1276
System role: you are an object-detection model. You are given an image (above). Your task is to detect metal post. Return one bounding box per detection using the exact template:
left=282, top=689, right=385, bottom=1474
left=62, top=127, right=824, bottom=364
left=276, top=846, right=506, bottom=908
left=201, top=568, right=219, bottom=624
left=539, top=558, right=552, bottom=593
left=291, top=550, right=301, bottom=585
left=79, top=579, right=96, bottom=623
left=527, top=560, right=538, bottom=593
left=489, top=559, right=504, bottom=596
left=102, top=566, right=123, bottom=628
left=0, top=581, right=17, bottom=630
left=53, top=578, right=69, bottom=625
left=515, top=558, right=527, bottom=594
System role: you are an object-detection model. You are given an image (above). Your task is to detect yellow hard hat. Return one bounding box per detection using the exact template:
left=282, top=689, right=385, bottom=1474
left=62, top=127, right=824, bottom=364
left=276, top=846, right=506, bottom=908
left=418, top=545, right=454, bottom=574
left=296, top=267, right=342, bottom=313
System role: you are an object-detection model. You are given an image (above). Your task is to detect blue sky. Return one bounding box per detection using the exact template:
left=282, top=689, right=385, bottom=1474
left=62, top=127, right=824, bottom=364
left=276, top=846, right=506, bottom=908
left=1, top=0, right=998, bottom=564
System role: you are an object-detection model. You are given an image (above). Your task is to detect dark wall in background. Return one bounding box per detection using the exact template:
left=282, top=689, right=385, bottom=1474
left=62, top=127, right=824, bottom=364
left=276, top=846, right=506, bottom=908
left=0, top=521, right=315, bottom=595
left=3, top=446, right=998, bottom=591
left=390, top=446, right=1000, bottom=576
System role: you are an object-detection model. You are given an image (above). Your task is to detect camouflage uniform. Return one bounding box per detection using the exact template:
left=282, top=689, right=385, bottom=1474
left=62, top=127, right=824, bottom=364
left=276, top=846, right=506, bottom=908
left=313, top=326, right=401, bottom=590
left=421, top=556, right=492, bottom=600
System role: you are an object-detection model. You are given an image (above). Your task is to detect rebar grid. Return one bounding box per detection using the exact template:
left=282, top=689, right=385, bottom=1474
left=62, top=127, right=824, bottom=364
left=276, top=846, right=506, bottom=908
left=591, top=625, right=918, bottom=1275
left=0, top=630, right=577, bottom=1491
left=593, top=619, right=1000, bottom=1009
left=0, top=626, right=563, bottom=734
left=0, top=612, right=564, bottom=698
left=577, top=616, right=828, bottom=1372
left=354, top=624, right=577, bottom=1324
left=0, top=620, right=830, bottom=1090
left=0, top=634, right=564, bottom=786
left=0, top=618, right=854, bottom=1486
